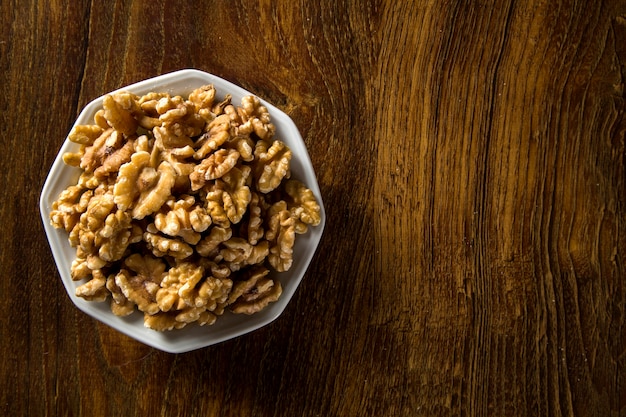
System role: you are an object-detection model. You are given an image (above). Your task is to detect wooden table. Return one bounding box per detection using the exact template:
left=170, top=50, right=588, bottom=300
left=2, top=1, right=625, bottom=415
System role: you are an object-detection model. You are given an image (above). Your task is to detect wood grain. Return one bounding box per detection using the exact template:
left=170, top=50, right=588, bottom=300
left=1, top=0, right=625, bottom=415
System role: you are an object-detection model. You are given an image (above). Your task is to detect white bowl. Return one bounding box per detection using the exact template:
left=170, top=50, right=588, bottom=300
left=39, top=69, right=325, bottom=353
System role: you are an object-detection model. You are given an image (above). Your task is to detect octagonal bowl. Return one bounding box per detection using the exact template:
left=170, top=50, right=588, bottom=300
left=39, top=69, right=325, bottom=353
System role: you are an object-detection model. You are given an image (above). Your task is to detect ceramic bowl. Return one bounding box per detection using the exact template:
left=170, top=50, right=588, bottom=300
left=39, top=69, right=325, bottom=353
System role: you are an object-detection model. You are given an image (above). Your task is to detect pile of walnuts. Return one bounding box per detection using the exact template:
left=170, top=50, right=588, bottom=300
left=49, top=85, right=321, bottom=331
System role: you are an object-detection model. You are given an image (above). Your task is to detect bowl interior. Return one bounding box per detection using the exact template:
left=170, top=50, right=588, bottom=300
left=39, top=69, right=325, bottom=353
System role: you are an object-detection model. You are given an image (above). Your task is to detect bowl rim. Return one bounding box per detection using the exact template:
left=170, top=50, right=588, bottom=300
left=39, top=68, right=325, bottom=353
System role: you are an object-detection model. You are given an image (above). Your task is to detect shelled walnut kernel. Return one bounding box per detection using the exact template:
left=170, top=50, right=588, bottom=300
left=50, top=85, right=321, bottom=331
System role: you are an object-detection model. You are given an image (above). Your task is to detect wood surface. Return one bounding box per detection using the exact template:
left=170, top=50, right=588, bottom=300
left=1, top=0, right=625, bottom=415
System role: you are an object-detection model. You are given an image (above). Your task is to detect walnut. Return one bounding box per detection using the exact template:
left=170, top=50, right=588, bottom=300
left=225, top=135, right=255, bottom=162
left=212, top=94, right=232, bottom=115
left=143, top=309, right=217, bottom=331
left=62, top=149, right=84, bottom=167
left=137, top=115, right=161, bottom=131
left=196, top=165, right=251, bottom=227
left=156, top=262, right=205, bottom=311
left=236, top=95, right=275, bottom=140
left=115, top=269, right=159, bottom=314
left=193, top=113, right=233, bottom=159
left=225, top=240, right=270, bottom=272
left=134, top=134, right=152, bottom=152
left=158, top=97, right=189, bottom=121
left=204, top=190, right=232, bottom=228
left=64, top=188, right=138, bottom=272
left=188, top=204, right=212, bottom=232
left=156, top=263, right=232, bottom=312
left=73, top=190, right=116, bottom=254
left=144, top=224, right=194, bottom=259
left=220, top=237, right=253, bottom=264
left=158, top=97, right=205, bottom=139
left=79, top=128, right=117, bottom=173
left=98, top=208, right=139, bottom=262
left=138, top=92, right=171, bottom=114
left=154, top=144, right=195, bottom=193
left=254, top=140, right=292, bottom=193
left=131, top=161, right=176, bottom=220
left=145, top=263, right=233, bottom=331
left=215, top=165, right=252, bottom=224
left=266, top=201, right=296, bottom=272
left=264, top=200, right=286, bottom=241
left=153, top=195, right=210, bottom=245
left=102, top=94, right=138, bottom=135
left=188, top=84, right=216, bottom=116
left=114, top=253, right=167, bottom=315
left=143, top=313, right=186, bottom=331
left=133, top=93, right=165, bottom=127
left=173, top=307, right=216, bottom=326
left=68, top=124, right=105, bottom=146
left=75, top=269, right=109, bottom=302
left=86, top=253, right=108, bottom=270
left=50, top=185, right=92, bottom=232
left=70, top=257, right=91, bottom=281
left=113, top=151, right=151, bottom=211
left=106, top=275, right=135, bottom=316
left=197, top=276, right=232, bottom=313
left=196, top=226, right=232, bottom=257
left=76, top=171, right=102, bottom=190
left=228, top=266, right=282, bottom=314
left=223, top=104, right=240, bottom=123
left=243, top=192, right=264, bottom=245
left=196, top=258, right=232, bottom=279
left=93, top=109, right=110, bottom=129
left=189, top=148, right=240, bottom=191
left=153, top=124, right=194, bottom=150
left=93, top=136, right=136, bottom=180
left=284, top=179, right=322, bottom=233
